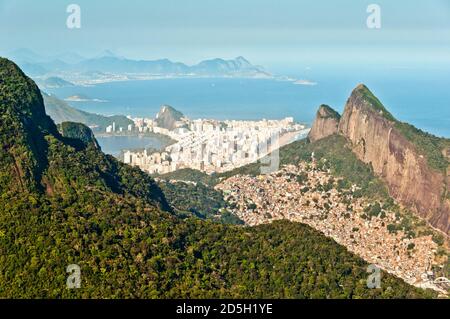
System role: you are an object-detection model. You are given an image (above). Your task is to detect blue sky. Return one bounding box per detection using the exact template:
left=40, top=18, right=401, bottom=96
left=1, top=0, right=450, bottom=68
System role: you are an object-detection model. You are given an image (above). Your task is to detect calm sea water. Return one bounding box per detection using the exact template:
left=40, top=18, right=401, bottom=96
left=96, top=135, right=165, bottom=157
left=48, top=64, right=450, bottom=138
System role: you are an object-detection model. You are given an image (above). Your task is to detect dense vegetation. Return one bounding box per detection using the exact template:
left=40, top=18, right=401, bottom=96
left=278, top=135, right=389, bottom=199
left=158, top=168, right=219, bottom=186
left=0, top=57, right=437, bottom=298
left=160, top=134, right=449, bottom=246
left=2, top=188, right=433, bottom=298
left=157, top=179, right=243, bottom=225
left=58, top=121, right=100, bottom=149
left=395, top=121, right=449, bottom=173
left=1, top=133, right=429, bottom=298
left=320, top=104, right=341, bottom=120
left=355, top=84, right=396, bottom=122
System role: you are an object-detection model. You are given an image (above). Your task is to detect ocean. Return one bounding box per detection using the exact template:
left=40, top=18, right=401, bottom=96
left=47, top=64, right=450, bottom=138
left=95, top=135, right=166, bottom=157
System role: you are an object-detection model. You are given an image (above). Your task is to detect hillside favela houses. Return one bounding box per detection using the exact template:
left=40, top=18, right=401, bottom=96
left=116, top=105, right=308, bottom=174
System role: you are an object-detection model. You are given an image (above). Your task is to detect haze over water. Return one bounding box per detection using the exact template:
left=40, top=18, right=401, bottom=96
left=48, top=64, right=450, bottom=138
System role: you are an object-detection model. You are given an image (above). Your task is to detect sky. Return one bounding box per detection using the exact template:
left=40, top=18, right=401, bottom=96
left=1, top=0, right=450, bottom=69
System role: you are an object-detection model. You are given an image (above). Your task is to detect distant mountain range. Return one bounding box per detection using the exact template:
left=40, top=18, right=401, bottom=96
left=5, top=49, right=273, bottom=83
left=0, top=56, right=434, bottom=298
left=36, top=76, right=74, bottom=89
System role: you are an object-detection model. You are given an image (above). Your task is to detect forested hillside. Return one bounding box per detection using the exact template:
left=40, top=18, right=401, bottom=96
left=0, top=57, right=435, bottom=298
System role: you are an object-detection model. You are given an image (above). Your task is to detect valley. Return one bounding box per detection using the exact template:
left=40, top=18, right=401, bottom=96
left=2, top=0, right=450, bottom=305
left=1, top=57, right=437, bottom=298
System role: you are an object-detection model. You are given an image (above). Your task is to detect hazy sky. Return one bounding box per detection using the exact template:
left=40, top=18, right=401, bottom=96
left=1, top=0, right=450, bottom=68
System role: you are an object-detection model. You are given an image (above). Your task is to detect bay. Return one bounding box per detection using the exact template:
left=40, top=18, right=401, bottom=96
left=47, top=64, right=450, bottom=138
left=96, top=135, right=165, bottom=157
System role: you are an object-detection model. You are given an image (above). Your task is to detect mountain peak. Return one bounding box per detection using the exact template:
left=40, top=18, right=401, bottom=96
left=354, top=83, right=369, bottom=91
left=157, top=104, right=182, bottom=116
left=338, top=84, right=450, bottom=234
left=0, top=57, right=58, bottom=192
left=318, top=104, right=341, bottom=120
left=0, top=58, right=57, bottom=133
left=308, top=85, right=450, bottom=234
left=350, top=84, right=396, bottom=121
left=0, top=57, right=442, bottom=298
left=0, top=57, right=169, bottom=207
left=155, top=105, right=184, bottom=130
left=308, top=104, right=340, bottom=143
left=234, top=56, right=251, bottom=65
left=95, top=49, right=124, bottom=60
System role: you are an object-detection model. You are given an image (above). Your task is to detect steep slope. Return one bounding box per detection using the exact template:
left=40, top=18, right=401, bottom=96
left=337, top=84, right=449, bottom=234
left=36, top=76, right=74, bottom=89
left=0, top=58, right=58, bottom=193
left=0, top=58, right=435, bottom=298
left=43, top=93, right=132, bottom=131
left=308, top=104, right=341, bottom=143
left=155, top=105, right=184, bottom=130
left=58, top=122, right=100, bottom=149
left=0, top=58, right=169, bottom=210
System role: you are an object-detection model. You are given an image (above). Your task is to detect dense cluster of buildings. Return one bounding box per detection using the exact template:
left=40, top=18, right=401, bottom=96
left=105, top=122, right=134, bottom=133
left=123, top=116, right=308, bottom=174
left=216, top=161, right=448, bottom=292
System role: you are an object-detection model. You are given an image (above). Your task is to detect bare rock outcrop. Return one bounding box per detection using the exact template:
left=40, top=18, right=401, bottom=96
left=155, top=105, right=184, bottom=131
left=308, top=105, right=340, bottom=143
left=309, top=84, right=450, bottom=234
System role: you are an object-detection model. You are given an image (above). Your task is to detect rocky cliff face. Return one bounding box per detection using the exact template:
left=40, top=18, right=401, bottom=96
left=308, top=104, right=340, bottom=143
left=310, top=84, right=450, bottom=235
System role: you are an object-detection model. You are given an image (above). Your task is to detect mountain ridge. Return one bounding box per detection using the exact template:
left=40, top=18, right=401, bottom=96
left=308, top=104, right=341, bottom=143
left=0, top=57, right=434, bottom=298
left=309, top=84, right=450, bottom=235
left=42, top=93, right=133, bottom=131
left=7, top=49, right=270, bottom=78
